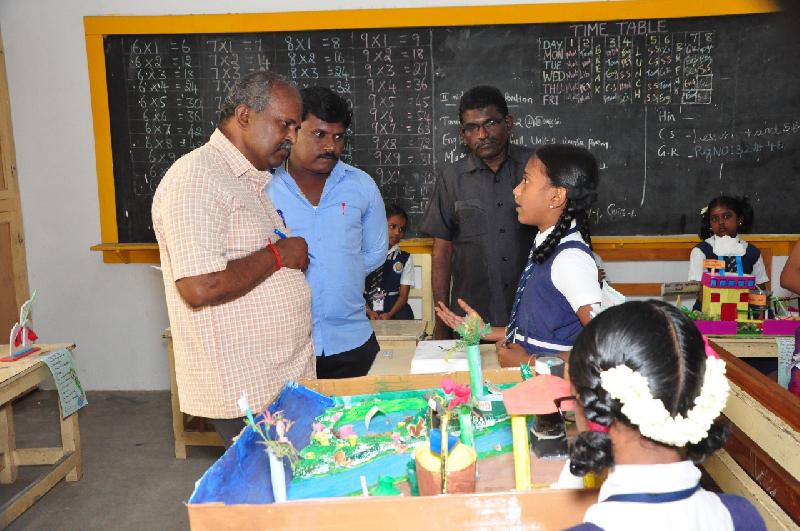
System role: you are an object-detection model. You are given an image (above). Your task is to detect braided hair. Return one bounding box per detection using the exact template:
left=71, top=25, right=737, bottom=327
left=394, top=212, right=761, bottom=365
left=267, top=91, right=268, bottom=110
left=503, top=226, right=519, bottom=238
left=698, top=195, right=755, bottom=240
left=568, top=300, right=730, bottom=476
left=530, top=145, right=599, bottom=264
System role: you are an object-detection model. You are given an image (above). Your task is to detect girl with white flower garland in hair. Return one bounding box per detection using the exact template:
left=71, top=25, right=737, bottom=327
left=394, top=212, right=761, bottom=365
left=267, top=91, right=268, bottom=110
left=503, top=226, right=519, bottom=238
left=566, top=300, right=765, bottom=531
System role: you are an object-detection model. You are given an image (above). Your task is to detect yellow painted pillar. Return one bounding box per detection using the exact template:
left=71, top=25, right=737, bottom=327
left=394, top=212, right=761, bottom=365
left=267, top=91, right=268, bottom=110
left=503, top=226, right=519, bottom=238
left=511, top=415, right=531, bottom=490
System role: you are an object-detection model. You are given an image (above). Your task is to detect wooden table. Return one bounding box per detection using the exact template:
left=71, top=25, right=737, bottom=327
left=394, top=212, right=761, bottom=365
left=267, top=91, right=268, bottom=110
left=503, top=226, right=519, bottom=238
left=0, top=344, right=82, bottom=527
left=164, top=320, right=429, bottom=458
left=371, top=319, right=427, bottom=351
left=162, top=330, right=223, bottom=459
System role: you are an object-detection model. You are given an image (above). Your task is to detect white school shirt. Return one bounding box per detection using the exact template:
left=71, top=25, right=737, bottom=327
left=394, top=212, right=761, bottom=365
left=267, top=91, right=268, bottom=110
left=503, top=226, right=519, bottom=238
left=387, top=244, right=415, bottom=286
left=535, top=221, right=602, bottom=312
left=688, top=235, right=768, bottom=283
left=583, top=461, right=734, bottom=531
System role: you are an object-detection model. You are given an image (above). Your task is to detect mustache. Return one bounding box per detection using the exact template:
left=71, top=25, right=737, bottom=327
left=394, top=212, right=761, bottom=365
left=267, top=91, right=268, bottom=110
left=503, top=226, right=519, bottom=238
left=277, top=141, right=293, bottom=151
left=317, top=153, right=339, bottom=160
left=476, top=139, right=498, bottom=149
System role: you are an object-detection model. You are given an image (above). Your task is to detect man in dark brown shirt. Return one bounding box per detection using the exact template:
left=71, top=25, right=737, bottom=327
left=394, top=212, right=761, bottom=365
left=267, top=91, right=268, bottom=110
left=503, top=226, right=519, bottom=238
left=420, top=86, right=536, bottom=338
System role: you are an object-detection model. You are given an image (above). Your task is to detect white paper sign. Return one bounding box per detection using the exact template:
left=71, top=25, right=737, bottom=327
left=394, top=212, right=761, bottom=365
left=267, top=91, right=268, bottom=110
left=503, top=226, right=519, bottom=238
left=41, top=348, right=88, bottom=418
left=776, top=337, right=795, bottom=389
left=410, top=340, right=468, bottom=374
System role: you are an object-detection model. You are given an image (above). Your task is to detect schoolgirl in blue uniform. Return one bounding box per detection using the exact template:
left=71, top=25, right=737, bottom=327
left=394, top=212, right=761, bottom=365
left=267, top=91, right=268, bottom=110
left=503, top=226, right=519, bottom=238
left=688, top=195, right=768, bottom=311
left=435, top=144, right=601, bottom=364
left=566, top=301, right=765, bottom=531
left=364, top=204, right=415, bottom=320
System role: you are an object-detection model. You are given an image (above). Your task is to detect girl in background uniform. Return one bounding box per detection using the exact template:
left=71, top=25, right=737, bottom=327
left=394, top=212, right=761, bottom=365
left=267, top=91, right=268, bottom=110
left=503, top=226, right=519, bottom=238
left=365, top=204, right=415, bottom=320
left=436, top=144, right=601, bottom=366
left=688, top=195, right=768, bottom=311
left=566, top=300, right=764, bottom=531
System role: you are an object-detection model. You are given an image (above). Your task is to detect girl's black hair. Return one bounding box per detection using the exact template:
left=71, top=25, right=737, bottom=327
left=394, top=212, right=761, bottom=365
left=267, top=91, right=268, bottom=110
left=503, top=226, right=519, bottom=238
left=698, top=195, right=755, bottom=240
left=530, top=145, right=599, bottom=264
left=385, top=203, right=409, bottom=223
left=568, top=300, right=730, bottom=476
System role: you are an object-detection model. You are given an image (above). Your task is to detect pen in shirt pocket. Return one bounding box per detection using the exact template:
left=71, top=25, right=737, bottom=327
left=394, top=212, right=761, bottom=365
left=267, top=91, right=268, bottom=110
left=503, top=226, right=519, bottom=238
left=276, top=209, right=287, bottom=228
left=273, top=228, right=315, bottom=259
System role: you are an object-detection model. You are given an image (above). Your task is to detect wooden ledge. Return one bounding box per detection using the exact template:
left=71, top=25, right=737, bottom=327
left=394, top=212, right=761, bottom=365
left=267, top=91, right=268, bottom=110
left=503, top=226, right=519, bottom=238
left=90, top=234, right=798, bottom=264
left=90, top=243, right=159, bottom=264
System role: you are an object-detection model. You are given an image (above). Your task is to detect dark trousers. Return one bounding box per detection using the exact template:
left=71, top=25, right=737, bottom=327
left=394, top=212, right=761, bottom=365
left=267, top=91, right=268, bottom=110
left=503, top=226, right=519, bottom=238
left=316, top=333, right=380, bottom=379
left=212, top=416, right=246, bottom=449
left=390, top=303, right=415, bottom=320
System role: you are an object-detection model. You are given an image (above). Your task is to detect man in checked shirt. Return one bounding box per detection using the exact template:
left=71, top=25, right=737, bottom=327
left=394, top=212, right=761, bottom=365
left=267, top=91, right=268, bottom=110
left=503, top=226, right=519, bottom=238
left=152, top=71, right=315, bottom=447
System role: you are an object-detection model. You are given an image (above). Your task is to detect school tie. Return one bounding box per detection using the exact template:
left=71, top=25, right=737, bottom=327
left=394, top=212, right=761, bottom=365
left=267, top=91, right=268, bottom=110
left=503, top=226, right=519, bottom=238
left=720, top=255, right=744, bottom=276
left=365, top=264, right=383, bottom=300
left=505, top=252, right=537, bottom=343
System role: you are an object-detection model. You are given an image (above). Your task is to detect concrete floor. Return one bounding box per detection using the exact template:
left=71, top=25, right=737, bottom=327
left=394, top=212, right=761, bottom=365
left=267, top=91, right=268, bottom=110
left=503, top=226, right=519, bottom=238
left=2, top=390, right=222, bottom=530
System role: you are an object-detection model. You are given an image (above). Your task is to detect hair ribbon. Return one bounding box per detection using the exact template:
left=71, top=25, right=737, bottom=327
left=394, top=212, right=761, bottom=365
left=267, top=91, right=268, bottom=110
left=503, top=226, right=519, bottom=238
left=586, top=421, right=610, bottom=433
left=701, top=335, right=720, bottom=360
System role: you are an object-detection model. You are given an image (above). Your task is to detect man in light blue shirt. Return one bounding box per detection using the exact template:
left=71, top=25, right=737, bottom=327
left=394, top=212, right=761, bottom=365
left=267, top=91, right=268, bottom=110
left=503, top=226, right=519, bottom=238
left=268, top=86, right=387, bottom=378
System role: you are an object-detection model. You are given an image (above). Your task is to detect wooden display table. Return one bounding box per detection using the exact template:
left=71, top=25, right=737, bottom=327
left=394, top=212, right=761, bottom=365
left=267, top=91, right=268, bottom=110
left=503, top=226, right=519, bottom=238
left=165, top=320, right=429, bottom=458
left=0, top=343, right=82, bottom=527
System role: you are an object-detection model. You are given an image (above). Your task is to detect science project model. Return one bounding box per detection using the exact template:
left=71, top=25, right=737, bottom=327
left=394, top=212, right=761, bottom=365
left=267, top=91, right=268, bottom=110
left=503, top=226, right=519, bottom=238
left=190, top=381, right=514, bottom=505
left=190, top=316, right=577, bottom=505
left=690, top=236, right=800, bottom=336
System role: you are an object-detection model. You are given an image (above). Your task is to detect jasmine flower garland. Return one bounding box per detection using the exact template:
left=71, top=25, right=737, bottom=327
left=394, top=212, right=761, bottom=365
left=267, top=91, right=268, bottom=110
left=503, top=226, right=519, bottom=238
left=599, top=357, right=730, bottom=447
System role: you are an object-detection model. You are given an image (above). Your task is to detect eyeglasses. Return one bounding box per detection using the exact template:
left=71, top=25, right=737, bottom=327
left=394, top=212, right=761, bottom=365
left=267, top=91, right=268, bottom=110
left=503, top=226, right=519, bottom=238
left=553, top=395, right=577, bottom=423
left=461, top=118, right=504, bottom=135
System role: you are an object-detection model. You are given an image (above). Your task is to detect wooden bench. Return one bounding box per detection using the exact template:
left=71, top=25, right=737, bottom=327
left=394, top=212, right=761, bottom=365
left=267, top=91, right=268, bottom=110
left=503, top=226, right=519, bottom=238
left=0, top=344, right=82, bottom=527
left=408, top=252, right=434, bottom=336
left=706, top=341, right=800, bottom=529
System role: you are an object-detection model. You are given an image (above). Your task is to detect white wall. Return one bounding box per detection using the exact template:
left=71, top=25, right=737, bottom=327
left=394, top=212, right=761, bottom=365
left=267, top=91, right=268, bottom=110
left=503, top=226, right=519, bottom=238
left=1, top=0, right=792, bottom=390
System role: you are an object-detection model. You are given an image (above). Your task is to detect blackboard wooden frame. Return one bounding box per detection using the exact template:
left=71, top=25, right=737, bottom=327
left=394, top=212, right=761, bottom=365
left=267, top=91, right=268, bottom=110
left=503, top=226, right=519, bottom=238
left=85, top=0, right=786, bottom=264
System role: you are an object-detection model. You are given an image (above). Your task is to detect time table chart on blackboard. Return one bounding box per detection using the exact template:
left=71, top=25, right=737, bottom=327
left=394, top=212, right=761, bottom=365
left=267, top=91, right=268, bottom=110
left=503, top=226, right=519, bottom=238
left=103, top=13, right=800, bottom=242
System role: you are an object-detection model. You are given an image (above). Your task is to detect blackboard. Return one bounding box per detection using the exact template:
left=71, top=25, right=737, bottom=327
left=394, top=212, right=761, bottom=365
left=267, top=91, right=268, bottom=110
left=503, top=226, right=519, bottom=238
left=99, top=11, right=800, bottom=242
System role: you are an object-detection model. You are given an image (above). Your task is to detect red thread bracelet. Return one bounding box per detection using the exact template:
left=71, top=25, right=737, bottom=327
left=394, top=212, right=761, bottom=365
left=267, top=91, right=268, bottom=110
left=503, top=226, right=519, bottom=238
left=267, top=239, right=282, bottom=270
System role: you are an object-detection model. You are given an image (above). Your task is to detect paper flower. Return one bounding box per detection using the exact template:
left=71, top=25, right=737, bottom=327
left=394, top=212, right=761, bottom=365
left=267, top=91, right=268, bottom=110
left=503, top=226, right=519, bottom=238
left=454, top=313, right=492, bottom=347
left=244, top=407, right=299, bottom=469
left=440, top=378, right=473, bottom=412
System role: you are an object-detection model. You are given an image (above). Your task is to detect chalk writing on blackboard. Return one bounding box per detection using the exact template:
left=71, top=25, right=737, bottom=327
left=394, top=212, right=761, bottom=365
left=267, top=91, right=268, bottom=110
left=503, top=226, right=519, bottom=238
left=103, top=13, right=800, bottom=241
